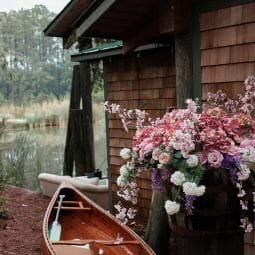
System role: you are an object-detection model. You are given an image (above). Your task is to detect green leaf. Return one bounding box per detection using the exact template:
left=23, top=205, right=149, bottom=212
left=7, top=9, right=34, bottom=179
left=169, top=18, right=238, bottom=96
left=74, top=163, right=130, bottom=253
left=171, top=186, right=182, bottom=201
left=174, top=151, right=183, bottom=159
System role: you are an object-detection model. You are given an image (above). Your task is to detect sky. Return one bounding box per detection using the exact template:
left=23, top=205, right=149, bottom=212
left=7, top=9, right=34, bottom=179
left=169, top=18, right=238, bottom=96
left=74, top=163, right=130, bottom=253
left=0, top=0, right=70, bottom=13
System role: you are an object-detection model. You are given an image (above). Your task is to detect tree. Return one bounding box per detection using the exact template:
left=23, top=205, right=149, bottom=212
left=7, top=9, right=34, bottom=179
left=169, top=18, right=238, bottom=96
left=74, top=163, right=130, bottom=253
left=0, top=5, right=75, bottom=104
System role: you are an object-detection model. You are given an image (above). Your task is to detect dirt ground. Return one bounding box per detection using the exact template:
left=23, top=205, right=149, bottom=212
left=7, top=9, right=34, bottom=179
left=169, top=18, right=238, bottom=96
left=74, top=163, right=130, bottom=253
left=0, top=186, right=175, bottom=255
left=0, top=186, right=50, bottom=255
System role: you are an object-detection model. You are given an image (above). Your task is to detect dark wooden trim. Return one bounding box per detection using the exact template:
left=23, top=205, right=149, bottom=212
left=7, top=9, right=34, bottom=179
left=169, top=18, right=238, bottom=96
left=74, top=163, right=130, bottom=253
left=63, top=65, right=81, bottom=176
left=71, top=43, right=171, bottom=62
left=175, top=33, right=193, bottom=108
left=191, top=4, right=202, bottom=100
left=103, top=59, right=112, bottom=213
left=80, top=61, right=95, bottom=172
left=63, top=33, right=77, bottom=49
left=76, top=0, right=117, bottom=37
left=44, top=0, right=79, bottom=36
left=123, top=14, right=158, bottom=54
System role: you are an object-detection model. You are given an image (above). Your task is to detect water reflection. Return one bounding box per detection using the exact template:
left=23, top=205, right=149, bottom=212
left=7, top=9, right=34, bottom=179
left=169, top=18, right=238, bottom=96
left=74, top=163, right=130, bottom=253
left=0, top=126, right=108, bottom=192
left=0, top=128, right=65, bottom=192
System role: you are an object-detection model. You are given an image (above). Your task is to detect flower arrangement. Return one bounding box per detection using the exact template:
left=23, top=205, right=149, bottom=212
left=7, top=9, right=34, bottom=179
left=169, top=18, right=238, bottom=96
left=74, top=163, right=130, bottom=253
left=105, top=76, right=255, bottom=232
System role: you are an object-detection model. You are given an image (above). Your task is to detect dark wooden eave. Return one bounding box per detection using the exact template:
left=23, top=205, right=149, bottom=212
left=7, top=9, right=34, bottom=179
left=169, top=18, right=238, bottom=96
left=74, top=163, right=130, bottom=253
left=44, top=0, right=190, bottom=52
left=43, top=0, right=94, bottom=48
left=75, top=0, right=190, bottom=53
left=76, top=0, right=160, bottom=39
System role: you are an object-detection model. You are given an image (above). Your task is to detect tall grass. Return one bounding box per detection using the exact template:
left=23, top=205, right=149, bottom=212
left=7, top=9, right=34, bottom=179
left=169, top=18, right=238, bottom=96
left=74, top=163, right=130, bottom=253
left=0, top=98, right=70, bottom=127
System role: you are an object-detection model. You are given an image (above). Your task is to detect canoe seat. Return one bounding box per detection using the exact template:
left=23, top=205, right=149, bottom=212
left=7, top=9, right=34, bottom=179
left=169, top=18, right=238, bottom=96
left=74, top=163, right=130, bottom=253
left=52, top=244, right=93, bottom=255
left=54, top=201, right=92, bottom=211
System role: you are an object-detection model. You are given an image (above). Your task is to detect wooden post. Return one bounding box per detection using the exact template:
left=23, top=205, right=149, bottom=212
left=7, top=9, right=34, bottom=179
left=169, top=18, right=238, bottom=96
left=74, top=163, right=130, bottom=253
left=145, top=190, right=171, bottom=255
left=63, top=65, right=81, bottom=176
left=70, top=109, right=87, bottom=175
left=175, top=32, right=193, bottom=108
left=64, top=62, right=95, bottom=176
left=80, top=61, right=95, bottom=173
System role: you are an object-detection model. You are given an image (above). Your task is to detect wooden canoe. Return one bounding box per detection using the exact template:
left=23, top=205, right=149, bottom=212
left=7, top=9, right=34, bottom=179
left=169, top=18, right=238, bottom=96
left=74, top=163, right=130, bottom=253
left=42, top=181, right=156, bottom=255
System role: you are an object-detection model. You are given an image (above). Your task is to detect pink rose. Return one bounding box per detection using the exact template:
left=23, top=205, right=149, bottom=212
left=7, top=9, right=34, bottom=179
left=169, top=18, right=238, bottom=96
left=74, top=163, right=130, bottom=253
left=207, top=150, right=223, bottom=168
left=152, top=148, right=162, bottom=160
left=158, top=152, right=171, bottom=165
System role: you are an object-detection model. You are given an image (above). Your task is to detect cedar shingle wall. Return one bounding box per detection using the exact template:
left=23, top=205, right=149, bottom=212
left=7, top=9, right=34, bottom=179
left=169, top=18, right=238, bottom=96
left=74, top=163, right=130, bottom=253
left=200, top=2, right=255, bottom=100
left=105, top=48, right=176, bottom=221
left=200, top=3, right=255, bottom=253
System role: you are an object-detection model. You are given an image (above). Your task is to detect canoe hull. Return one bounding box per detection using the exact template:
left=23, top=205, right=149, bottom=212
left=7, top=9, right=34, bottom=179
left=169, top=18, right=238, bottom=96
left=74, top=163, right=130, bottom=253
left=42, top=182, right=156, bottom=255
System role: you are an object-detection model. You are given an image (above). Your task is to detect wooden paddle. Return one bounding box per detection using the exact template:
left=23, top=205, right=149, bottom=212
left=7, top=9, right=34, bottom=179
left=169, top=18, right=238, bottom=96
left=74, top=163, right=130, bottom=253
left=49, top=194, right=65, bottom=241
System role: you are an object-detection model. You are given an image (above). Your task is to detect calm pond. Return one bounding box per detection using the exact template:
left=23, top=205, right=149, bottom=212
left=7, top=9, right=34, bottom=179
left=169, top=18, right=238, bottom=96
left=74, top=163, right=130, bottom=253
left=0, top=127, right=107, bottom=192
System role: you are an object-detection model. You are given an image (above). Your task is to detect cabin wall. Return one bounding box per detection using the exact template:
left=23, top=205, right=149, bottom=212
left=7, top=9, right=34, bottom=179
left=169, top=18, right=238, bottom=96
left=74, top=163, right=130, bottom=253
left=104, top=47, right=176, bottom=222
left=200, top=2, right=255, bottom=100
left=199, top=2, right=255, bottom=254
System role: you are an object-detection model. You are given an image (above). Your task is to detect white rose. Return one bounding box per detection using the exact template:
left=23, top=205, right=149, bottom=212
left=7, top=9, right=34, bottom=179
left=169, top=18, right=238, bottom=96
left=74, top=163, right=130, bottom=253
left=183, top=182, right=206, bottom=197
left=119, top=165, right=130, bottom=177
left=186, top=154, right=199, bottom=168
left=170, top=171, right=185, bottom=186
left=116, top=175, right=127, bottom=187
left=120, top=148, right=131, bottom=160
left=164, top=200, right=180, bottom=215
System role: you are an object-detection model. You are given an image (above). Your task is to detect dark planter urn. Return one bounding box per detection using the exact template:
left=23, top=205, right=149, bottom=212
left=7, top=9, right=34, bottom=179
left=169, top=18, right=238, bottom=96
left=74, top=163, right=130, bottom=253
left=169, top=168, right=244, bottom=255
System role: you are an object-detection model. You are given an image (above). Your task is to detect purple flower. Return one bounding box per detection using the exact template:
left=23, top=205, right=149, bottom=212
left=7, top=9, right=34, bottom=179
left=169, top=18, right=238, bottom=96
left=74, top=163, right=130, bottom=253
left=151, top=168, right=163, bottom=191
left=185, top=195, right=197, bottom=215
left=222, top=154, right=239, bottom=184
left=222, top=154, right=240, bottom=169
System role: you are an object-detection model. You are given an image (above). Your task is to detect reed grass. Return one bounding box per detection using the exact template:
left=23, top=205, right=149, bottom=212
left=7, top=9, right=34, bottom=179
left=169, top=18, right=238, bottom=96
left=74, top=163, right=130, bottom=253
left=0, top=98, right=70, bottom=127
left=0, top=98, right=105, bottom=129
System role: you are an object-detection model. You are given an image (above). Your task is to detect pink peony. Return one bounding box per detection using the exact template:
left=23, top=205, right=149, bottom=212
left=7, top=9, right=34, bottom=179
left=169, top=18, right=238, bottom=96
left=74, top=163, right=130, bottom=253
left=207, top=150, right=224, bottom=168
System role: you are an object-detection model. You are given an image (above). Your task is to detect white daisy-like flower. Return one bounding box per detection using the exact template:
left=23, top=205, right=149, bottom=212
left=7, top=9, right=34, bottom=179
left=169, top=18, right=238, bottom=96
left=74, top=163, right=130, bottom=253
left=164, top=200, right=180, bottom=215
left=170, top=171, right=186, bottom=186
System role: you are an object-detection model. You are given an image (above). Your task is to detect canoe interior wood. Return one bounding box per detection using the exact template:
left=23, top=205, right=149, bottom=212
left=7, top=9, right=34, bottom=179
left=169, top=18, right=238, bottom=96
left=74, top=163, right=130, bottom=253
left=52, top=239, right=140, bottom=245
left=43, top=183, right=156, bottom=255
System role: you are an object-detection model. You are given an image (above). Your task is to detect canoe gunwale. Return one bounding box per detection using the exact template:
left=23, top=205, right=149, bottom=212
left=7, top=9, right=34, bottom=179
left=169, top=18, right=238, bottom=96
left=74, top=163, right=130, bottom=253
left=42, top=181, right=156, bottom=255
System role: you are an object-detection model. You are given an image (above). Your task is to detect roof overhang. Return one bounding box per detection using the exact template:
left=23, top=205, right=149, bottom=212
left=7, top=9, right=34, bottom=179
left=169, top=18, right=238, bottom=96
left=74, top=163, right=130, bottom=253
left=43, top=0, right=94, bottom=48
left=75, top=0, right=189, bottom=53
left=44, top=0, right=190, bottom=52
